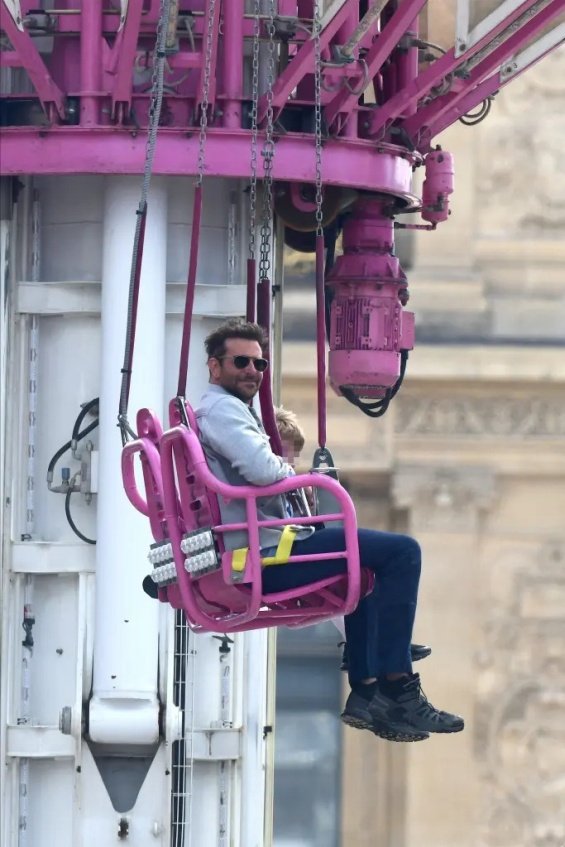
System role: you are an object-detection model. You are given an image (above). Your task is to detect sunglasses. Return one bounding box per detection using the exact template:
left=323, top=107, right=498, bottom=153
left=218, top=355, right=269, bottom=372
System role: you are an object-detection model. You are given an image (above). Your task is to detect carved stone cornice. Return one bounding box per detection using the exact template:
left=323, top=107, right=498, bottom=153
left=395, top=395, right=565, bottom=439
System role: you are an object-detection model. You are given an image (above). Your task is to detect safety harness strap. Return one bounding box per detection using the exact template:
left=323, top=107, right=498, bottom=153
left=230, top=523, right=298, bottom=573
left=315, top=232, right=327, bottom=450
left=257, top=278, right=283, bottom=456
left=246, top=258, right=257, bottom=322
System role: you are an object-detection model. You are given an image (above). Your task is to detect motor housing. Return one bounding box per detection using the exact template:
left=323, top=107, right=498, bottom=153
left=326, top=198, right=414, bottom=400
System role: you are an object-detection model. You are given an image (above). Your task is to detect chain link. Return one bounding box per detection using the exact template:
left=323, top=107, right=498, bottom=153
left=196, top=0, right=217, bottom=187
left=313, top=0, right=324, bottom=237
left=141, top=0, right=171, bottom=210
left=259, top=0, right=277, bottom=281
left=118, top=0, right=171, bottom=437
left=248, top=1, right=261, bottom=261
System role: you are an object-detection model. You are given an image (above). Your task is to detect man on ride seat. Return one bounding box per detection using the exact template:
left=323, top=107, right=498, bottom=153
left=197, top=319, right=464, bottom=743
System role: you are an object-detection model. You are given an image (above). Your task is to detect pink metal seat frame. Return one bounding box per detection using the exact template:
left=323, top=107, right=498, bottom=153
left=122, top=403, right=370, bottom=633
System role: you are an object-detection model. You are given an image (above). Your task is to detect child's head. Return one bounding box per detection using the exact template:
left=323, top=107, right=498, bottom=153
left=275, top=406, right=305, bottom=467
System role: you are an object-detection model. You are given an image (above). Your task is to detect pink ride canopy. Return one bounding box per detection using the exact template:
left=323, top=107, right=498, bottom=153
left=1, top=1, right=561, bottom=178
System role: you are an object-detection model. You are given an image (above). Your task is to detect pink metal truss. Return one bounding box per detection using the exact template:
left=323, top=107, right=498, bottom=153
left=1, top=5, right=65, bottom=119
left=365, top=0, right=565, bottom=141
left=0, top=0, right=563, bottom=181
left=323, top=0, right=428, bottom=130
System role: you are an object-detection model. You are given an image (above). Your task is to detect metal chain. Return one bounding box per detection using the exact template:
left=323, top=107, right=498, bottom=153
left=118, top=0, right=171, bottom=436
left=141, top=0, right=170, bottom=208
left=259, top=0, right=277, bottom=281
left=196, top=0, right=217, bottom=187
left=313, top=0, right=324, bottom=238
left=248, top=1, right=261, bottom=261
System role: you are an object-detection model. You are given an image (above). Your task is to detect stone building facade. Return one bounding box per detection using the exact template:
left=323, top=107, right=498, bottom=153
left=277, top=47, right=565, bottom=847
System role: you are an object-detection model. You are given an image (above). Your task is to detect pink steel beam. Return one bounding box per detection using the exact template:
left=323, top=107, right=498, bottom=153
left=0, top=127, right=419, bottom=194
left=0, top=1, right=65, bottom=119
left=324, top=0, right=428, bottom=130
left=40, top=12, right=295, bottom=41
left=395, top=14, right=419, bottom=119
left=165, top=51, right=201, bottom=70
left=425, top=30, right=565, bottom=140
left=257, top=0, right=358, bottom=123
left=403, top=0, right=565, bottom=146
left=333, top=2, right=359, bottom=137
left=109, top=0, right=145, bottom=120
left=80, top=1, right=102, bottom=126
left=365, top=0, right=553, bottom=138
left=365, top=45, right=458, bottom=138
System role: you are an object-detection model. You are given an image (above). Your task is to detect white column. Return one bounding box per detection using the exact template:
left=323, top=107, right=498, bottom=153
left=89, top=177, right=167, bottom=745
left=240, top=630, right=269, bottom=846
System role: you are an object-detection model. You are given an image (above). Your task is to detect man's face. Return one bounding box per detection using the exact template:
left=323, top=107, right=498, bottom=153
left=208, top=337, right=265, bottom=403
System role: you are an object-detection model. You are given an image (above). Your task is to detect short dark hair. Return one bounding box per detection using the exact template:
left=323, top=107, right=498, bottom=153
left=204, top=319, right=267, bottom=360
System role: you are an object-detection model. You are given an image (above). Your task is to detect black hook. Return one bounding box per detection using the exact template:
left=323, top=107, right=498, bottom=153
left=212, top=635, right=234, bottom=655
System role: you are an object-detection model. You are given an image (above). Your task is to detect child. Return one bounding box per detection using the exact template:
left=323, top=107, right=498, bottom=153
left=274, top=406, right=311, bottom=517
left=274, top=406, right=305, bottom=469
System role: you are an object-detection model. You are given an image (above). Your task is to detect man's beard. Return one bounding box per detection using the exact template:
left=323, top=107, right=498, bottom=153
left=225, top=379, right=260, bottom=403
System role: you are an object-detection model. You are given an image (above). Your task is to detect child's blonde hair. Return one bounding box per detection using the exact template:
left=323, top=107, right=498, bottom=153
left=274, top=406, right=305, bottom=453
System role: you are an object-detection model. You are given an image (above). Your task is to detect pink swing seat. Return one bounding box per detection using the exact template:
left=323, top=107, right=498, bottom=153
left=122, top=401, right=372, bottom=633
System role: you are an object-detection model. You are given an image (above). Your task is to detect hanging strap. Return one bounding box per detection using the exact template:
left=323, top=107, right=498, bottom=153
left=246, top=258, right=257, bottom=322
left=257, top=278, right=283, bottom=456
left=117, top=0, right=172, bottom=445
left=175, top=0, right=217, bottom=398
left=315, top=233, right=327, bottom=450
left=177, top=184, right=202, bottom=397
left=118, top=206, right=147, bottom=443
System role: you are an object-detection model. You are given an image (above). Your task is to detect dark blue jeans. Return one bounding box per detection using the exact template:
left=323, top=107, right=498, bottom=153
left=261, top=528, right=421, bottom=684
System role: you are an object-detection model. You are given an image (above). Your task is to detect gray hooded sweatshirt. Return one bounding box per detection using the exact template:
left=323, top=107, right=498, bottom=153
left=196, top=384, right=313, bottom=552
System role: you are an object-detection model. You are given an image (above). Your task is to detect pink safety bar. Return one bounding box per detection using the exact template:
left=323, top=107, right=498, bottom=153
left=121, top=408, right=176, bottom=606
left=121, top=401, right=372, bottom=633
left=121, top=407, right=164, bottom=525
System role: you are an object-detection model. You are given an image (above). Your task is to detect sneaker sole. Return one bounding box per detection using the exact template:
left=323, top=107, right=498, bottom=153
left=367, top=710, right=464, bottom=735
left=341, top=712, right=429, bottom=743
left=412, top=646, right=432, bottom=662
left=426, top=722, right=465, bottom=734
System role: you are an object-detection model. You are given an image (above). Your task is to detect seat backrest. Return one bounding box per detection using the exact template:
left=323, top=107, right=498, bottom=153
left=168, top=398, right=222, bottom=535
left=121, top=408, right=167, bottom=540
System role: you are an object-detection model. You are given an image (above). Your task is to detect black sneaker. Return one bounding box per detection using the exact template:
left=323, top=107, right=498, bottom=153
left=341, top=690, right=429, bottom=743
left=369, top=673, right=464, bottom=734
left=142, top=575, right=159, bottom=599
left=339, top=642, right=432, bottom=671
left=411, top=644, right=432, bottom=663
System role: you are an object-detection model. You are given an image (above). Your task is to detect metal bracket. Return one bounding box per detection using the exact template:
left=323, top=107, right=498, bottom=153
left=191, top=727, right=241, bottom=761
